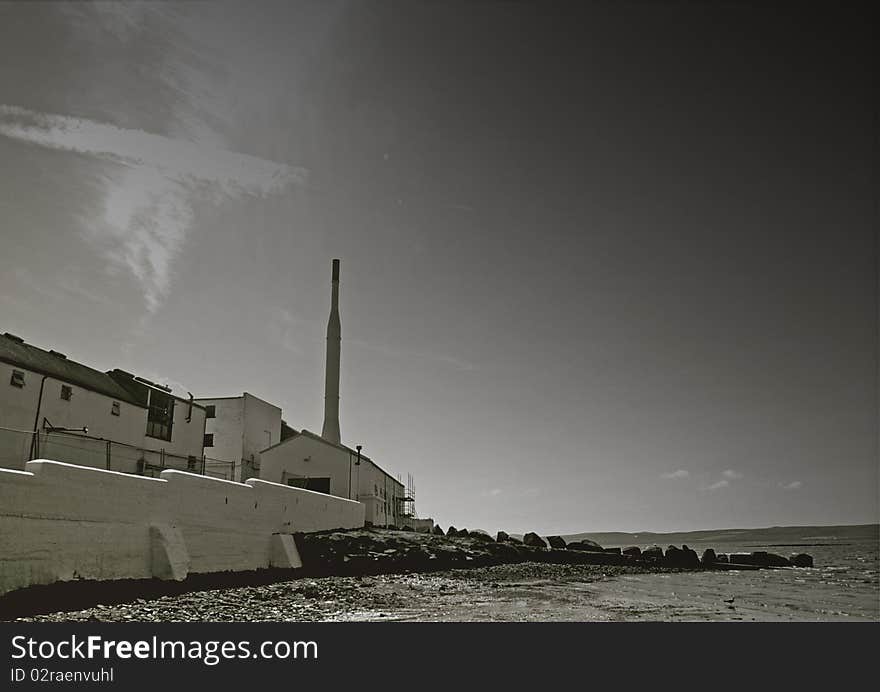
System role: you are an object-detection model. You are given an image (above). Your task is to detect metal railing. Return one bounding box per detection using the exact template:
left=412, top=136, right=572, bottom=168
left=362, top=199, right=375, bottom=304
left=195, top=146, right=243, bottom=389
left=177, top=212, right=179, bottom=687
left=0, top=426, right=235, bottom=480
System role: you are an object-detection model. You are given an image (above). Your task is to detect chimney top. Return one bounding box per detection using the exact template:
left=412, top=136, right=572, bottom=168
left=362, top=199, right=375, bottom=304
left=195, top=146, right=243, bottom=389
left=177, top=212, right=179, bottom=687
left=332, top=258, right=340, bottom=282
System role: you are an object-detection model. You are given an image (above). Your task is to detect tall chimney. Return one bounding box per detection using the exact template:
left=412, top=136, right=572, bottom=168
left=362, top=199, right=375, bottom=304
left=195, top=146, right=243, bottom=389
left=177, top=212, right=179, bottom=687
left=321, top=259, right=342, bottom=444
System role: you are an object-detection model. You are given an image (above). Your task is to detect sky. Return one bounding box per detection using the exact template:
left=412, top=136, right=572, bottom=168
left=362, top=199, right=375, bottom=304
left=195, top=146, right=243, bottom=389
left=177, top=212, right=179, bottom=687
left=0, top=1, right=876, bottom=534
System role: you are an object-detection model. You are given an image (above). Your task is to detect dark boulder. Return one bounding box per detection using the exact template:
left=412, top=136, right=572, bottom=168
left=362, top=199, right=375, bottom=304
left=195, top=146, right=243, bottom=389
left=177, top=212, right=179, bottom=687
left=496, top=531, right=510, bottom=542
left=762, top=552, right=792, bottom=567
left=622, top=546, right=642, bottom=558
left=664, top=546, right=682, bottom=564
left=401, top=525, right=414, bottom=532
left=470, top=531, right=494, bottom=542
left=547, top=535, right=567, bottom=549
left=567, top=539, right=604, bottom=552
left=523, top=532, right=548, bottom=548
left=432, top=525, right=445, bottom=536
left=457, top=528, right=470, bottom=537
left=701, top=548, right=717, bottom=565
left=790, top=553, right=814, bottom=568
left=603, top=547, right=622, bottom=555
left=730, top=551, right=791, bottom=567
left=642, top=545, right=664, bottom=561
left=507, top=535, right=522, bottom=544
left=715, top=553, right=729, bottom=563
left=682, top=545, right=700, bottom=567
left=446, top=526, right=458, bottom=537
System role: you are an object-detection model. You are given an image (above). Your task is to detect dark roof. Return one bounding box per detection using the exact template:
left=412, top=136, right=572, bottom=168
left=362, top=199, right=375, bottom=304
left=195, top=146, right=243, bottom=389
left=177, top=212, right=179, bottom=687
left=0, top=332, right=145, bottom=407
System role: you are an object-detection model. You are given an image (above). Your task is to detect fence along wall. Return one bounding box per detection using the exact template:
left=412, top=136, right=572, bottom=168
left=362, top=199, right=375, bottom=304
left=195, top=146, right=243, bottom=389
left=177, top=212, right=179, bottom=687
left=0, top=426, right=235, bottom=480
left=0, top=459, right=365, bottom=597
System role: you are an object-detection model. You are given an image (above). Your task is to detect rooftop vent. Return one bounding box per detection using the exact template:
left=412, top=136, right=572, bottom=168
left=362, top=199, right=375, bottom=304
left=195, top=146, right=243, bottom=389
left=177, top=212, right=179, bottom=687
left=3, top=333, right=24, bottom=343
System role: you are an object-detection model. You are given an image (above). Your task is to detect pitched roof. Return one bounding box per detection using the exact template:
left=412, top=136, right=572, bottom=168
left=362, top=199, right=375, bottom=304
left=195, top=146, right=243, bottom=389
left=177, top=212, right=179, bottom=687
left=0, top=332, right=145, bottom=407
left=261, top=428, right=404, bottom=488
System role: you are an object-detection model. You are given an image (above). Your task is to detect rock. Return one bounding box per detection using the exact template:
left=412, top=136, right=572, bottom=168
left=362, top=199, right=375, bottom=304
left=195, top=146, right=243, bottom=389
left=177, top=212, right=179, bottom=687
left=567, top=539, right=604, bottom=552
left=470, top=531, right=494, bottom=542
left=547, top=535, right=567, bottom=549
left=603, top=547, right=622, bottom=555
left=457, top=528, right=470, bottom=537
left=664, top=545, right=683, bottom=565
left=643, top=545, right=664, bottom=561
left=701, top=548, right=717, bottom=565
left=715, top=553, right=729, bottom=563
left=496, top=531, right=510, bottom=542
left=729, top=551, right=791, bottom=567
left=507, top=535, right=522, bottom=544
left=401, top=525, right=414, bottom=532
left=446, top=526, right=458, bottom=537
left=762, top=552, right=792, bottom=567
left=622, top=546, right=641, bottom=558
left=681, top=545, right=700, bottom=567
left=790, top=553, right=814, bottom=568
left=432, top=525, right=445, bottom=536
left=523, top=532, right=548, bottom=548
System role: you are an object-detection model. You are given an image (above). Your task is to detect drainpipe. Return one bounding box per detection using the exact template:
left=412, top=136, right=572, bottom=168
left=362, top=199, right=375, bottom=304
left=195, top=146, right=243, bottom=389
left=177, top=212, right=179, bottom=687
left=186, top=392, right=193, bottom=422
left=29, top=374, right=50, bottom=460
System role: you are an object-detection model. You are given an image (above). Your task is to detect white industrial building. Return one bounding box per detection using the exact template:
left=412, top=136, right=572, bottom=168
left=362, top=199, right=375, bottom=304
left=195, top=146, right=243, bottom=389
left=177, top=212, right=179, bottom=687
left=194, top=392, right=282, bottom=482
left=0, top=331, right=207, bottom=474
left=260, top=428, right=406, bottom=527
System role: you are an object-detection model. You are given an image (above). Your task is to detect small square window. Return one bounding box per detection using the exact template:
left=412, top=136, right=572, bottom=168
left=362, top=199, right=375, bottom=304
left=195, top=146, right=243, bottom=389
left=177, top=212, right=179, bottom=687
left=10, top=370, right=24, bottom=388
left=60, top=385, right=73, bottom=401
left=205, top=405, right=216, bottom=418
left=204, top=433, right=214, bottom=448
left=111, top=401, right=121, bottom=416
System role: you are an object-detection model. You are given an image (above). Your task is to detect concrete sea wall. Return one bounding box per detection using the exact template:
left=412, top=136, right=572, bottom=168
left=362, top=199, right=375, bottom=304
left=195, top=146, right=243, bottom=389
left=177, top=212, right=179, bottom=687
left=0, top=459, right=365, bottom=597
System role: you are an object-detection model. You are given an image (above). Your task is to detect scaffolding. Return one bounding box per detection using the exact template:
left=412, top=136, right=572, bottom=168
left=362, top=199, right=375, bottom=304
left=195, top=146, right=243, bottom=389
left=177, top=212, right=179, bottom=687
left=397, top=472, right=417, bottom=521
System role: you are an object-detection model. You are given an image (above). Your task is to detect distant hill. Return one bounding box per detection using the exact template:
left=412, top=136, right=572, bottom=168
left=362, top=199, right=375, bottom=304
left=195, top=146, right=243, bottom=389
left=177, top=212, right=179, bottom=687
left=560, top=524, right=879, bottom=548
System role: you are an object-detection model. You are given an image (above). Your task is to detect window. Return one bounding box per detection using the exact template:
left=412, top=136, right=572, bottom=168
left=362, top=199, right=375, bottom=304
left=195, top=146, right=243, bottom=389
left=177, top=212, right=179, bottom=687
left=204, top=433, right=214, bottom=448
left=60, top=385, right=72, bottom=401
left=146, top=390, right=174, bottom=441
left=286, top=477, right=331, bottom=494
left=111, top=401, right=120, bottom=416
left=9, top=370, right=24, bottom=388
left=205, top=405, right=216, bottom=418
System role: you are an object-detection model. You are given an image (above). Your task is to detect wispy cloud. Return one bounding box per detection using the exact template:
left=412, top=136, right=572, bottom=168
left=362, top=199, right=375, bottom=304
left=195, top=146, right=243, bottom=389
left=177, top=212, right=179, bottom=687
left=780, top=480, right=802, bottom=490
left=706, top=479, right=730, bottom=490
left=348, top=337, right=476, bottom=372
left=721, top=469, right=743, bottom=480
left=0, top=105, right=305, bottom=312
left=661, top=469, right=689, bottom=479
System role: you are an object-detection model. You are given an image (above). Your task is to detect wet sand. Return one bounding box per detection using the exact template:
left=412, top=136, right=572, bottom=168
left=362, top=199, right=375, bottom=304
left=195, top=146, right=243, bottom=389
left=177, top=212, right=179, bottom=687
left=14, top=563, right=680, bottom=622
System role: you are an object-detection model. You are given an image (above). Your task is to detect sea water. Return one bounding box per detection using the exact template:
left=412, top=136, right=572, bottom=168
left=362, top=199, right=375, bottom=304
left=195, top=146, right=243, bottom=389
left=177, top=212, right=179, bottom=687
left=587, top=527, right=879, bottom=621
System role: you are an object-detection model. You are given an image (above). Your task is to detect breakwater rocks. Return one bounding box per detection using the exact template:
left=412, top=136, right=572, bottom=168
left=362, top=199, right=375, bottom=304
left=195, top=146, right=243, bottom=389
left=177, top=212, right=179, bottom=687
left=294, top=528, right=815, bottom=576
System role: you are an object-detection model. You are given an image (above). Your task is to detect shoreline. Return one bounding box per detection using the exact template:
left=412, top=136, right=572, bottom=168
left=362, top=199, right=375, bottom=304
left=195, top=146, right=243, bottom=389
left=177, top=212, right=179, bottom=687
left=2, top=527, right=811, bottom=621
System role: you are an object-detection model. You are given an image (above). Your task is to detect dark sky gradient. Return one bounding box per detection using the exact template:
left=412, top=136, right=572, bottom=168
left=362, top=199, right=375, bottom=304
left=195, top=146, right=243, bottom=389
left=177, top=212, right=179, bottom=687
left=0, top=1, right=876, bottom=533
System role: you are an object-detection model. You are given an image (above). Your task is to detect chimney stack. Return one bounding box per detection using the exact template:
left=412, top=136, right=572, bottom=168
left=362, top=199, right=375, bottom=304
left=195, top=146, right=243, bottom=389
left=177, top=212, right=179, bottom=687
left=321, top=259, right=342, bottom=444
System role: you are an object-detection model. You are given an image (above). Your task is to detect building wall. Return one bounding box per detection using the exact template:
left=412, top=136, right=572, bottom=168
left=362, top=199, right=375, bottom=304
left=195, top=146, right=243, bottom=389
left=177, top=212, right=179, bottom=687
left=195, top=394, right=282, bottom=482
left=357, top=460, right=405, bottom=527
left=260, top=435, right=356, bottom=499
left=0, top=459, right=365, bottom=596
left=197, top=397, right=244, bottom=469
left=240, top=393, right=282, bottom=482
left=0, top=363, right=146, bottom=470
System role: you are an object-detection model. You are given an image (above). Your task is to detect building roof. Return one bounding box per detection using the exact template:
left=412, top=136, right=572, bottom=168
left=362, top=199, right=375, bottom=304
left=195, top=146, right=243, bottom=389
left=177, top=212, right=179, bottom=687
left=261, top=428, right=404, bottom=488
left=0, top=332, right=145, bottom=408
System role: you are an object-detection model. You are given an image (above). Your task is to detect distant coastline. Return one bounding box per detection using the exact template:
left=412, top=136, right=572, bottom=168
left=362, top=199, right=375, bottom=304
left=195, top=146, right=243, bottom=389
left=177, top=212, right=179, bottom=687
left=560, top=523, right=878, bottom=548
